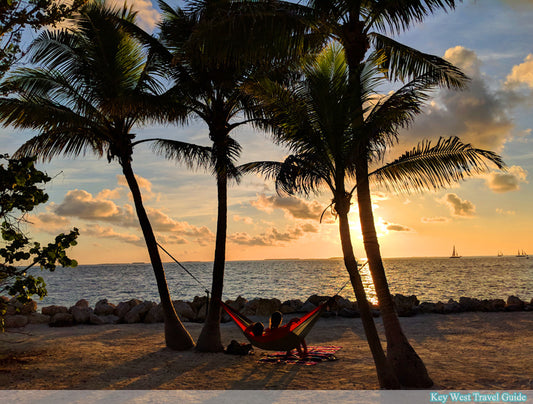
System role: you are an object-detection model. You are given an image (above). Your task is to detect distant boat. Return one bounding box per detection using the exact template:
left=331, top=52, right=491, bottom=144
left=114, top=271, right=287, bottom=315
left=497, top=251, right=503, bottom=257
left=516, top=249, right=528, bottom=258
left=450, top=245, right=461, bottom=258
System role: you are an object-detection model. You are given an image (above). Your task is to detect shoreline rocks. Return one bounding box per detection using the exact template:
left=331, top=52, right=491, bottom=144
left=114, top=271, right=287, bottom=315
left=1, top=294, right=532, bottom=329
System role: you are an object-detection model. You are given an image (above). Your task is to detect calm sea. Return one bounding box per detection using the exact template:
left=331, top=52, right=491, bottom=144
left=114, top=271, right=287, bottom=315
left=26, top=256, right=533, bottom=308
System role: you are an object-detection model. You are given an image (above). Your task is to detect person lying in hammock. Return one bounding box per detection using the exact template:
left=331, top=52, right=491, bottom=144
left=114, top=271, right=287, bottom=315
left=265, top=311, right=308, bottom=358
left=246, top=312, right=308, bottom=358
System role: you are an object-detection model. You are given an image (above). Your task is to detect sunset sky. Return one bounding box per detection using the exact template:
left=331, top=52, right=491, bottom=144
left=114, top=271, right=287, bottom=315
left=1, top=0, right=533, bottom=264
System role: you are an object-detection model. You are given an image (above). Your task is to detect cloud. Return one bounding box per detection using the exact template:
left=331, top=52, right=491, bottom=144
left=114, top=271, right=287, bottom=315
left=251, top=194, right=324, bottom=220
left=53, top=189, right=138, bottom=226
left=506, top=54, right=533, bottom=88
left=83, top=224, right=142, bottom=245
left=421, top=216, right=450, bottom=224
left=485, top=166, right=528, bottom=193
left=402, top=46, right=514, bottom=152
left=117, top=174, right=158, bottom=201
left=233, top=215, right=254, bottom=225
left=229, top=223, right=318, bottom=246
left=97, top=188, right=124, bottom=200
left=496, top=208, right=516, bottom=216
left=440, top=193, right=476, bottom=217
left=27, top=211, right=72, bottom=233
left=383, top=222, right=412, bottom=232
left=52, top=188, right=214, bottom=245
left=106, top=0, right=160, bottom=31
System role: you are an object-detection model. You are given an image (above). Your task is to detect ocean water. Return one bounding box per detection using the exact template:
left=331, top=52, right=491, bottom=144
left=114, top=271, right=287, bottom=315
left=26, top=256, right=533, bottom=308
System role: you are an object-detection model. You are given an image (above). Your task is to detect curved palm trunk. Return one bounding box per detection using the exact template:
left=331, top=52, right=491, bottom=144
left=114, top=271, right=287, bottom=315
left=336, top=197, right=400, bottom=389
left=355, top=159, right=433, bottom=387
left=122, top=159, right=195, bottom=350
left=196, top=163, right=227, bottom=352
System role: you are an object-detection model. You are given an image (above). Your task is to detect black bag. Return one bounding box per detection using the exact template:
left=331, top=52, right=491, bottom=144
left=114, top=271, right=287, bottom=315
left=225, top=339, right=254, bottom=355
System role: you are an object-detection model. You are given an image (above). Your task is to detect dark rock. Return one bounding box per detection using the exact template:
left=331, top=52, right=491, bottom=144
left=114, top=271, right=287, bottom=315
left=459, top=297, right=482, bottom=311
left=5, top=315, right=29, bottom=328
left=89, top=313, right=106, bottom=325
left=94, top=299, right=116, bottom=316
left=226, top=296, right=248, bottom=311
left=172, top=301, right=196, bottom=321
left=280, top=299, right=303, bottom=314
left=393, top=294, right=420, bottom=317
left=505, top=296, right=524, bottom=311
left=144, top=304, right=164, bottom=323
left=50, top=312, right=74, bottom=327
left=71, top=306, right=93, bottom=324
left=418, top=302, right=436, bottom=313
left=254, top=298, right=281, bottom=316
left=28, top=313, right=50, bottom=324
left=114, top=299, right=141, bottom=321
left=124, top=301, right=155, bottom=324
left=490, top=299, right=506, bottom=312
left=306, top=295, right=330, bottom=306
left=73, top=299, right=90, bottom=309
left=300, top=301, right=317, bottom=313
left=7, top=299, right=37, bottom=315
left=42, top=305, right=68, bottom=316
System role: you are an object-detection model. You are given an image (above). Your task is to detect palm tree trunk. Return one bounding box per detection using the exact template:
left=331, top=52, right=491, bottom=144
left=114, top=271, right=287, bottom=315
left=355, top=159, right=433, bottom=387
left=196, top=166, right=227, bottom=352
left=122, top=159, right=195, bottom=350
left=336, top=198, right=400, bottom=389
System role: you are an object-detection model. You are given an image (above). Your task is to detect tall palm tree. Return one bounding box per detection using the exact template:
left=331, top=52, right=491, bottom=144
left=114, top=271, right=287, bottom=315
left=0, top=1, right=210, bottom=350
left=153, top=0, right=295, bottom=352
left=242, top=45, right=504, bottom=388
left=303, top=0, right=471, bottom=387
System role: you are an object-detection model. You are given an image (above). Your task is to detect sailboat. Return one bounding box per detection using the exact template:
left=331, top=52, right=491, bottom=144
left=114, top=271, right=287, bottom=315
left=516, top=249, right=528, bottom=258
left=497, top=251, right=503, bottom=257
left=450, top=245, right=461, bottom=258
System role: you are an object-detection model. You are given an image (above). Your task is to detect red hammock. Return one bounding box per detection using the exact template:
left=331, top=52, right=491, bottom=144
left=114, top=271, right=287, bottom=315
left=220, top=300, right=326, bottom=351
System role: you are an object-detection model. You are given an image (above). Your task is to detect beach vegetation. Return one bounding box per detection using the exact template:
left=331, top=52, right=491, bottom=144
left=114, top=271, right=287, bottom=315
left=0, top=0, right=86, bottom=82
left=0, top=154, right=78, bottom=331
left=0, top=1, right=198, bottom=349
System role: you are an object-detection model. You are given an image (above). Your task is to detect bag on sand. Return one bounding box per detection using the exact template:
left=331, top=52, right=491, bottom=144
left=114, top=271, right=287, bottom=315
left=225, top=340, right=254, bottom=355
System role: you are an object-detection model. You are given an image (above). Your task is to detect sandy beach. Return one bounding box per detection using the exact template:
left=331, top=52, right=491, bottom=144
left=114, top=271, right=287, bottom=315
left=0, top=311, right=531, bottom=390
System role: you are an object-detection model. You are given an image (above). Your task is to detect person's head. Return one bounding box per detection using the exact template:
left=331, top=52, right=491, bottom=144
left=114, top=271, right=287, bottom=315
left=269, top=311, right=282, bottom=328
left=251, top=322, right=264, bottom=337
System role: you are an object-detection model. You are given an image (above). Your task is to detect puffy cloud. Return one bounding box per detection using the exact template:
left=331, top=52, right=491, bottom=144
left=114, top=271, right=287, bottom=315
left=53, top=189, right=138, bottom=227
left=229, top=223, right=318, bottom=246
left=27, top=211, right=72, bottom=233
left=506, top=54, right=533, bottom=88
left=97, top=188, right=124, bottom=200
left=52, top=188, right=214, bottom=245
left=486, top=166, right=528, bottom=193
left=402, top=46, right=513, bottom=152
left=106, top=0, right=160, bottom=31
left=251, top=194, right=324, bottom=220
left=440, top=193, right=476, bottom=217
left=421, top=216, right=450, bottom=224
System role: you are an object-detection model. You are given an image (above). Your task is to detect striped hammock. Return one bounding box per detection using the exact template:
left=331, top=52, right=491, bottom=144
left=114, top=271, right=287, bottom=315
left=220, top=300, right=326, bottom=351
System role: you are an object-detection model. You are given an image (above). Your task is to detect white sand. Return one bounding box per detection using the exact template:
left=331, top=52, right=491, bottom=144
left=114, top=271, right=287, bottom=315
left=0, top=311, right=531, bottom=390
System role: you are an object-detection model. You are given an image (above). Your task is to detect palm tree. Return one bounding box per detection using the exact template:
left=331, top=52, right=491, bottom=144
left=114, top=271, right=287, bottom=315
left=152, top=0, right=294, bottom=352
left=0, top=1, right=210, bottom=350
left=242, top=45, right=504, bottom=388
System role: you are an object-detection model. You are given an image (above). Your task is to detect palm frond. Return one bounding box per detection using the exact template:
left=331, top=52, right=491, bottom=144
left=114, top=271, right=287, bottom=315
left=145, top=138, right=213, bottom=171
left=365, top=0, right=459, bottom=34
left=370, top=33, right=468, bottom=88
left=369, top=136, right=505, bottom=193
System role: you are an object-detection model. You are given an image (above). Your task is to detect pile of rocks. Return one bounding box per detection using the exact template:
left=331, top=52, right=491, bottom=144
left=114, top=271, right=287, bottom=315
left=1, top=293, right=532, bottom=329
